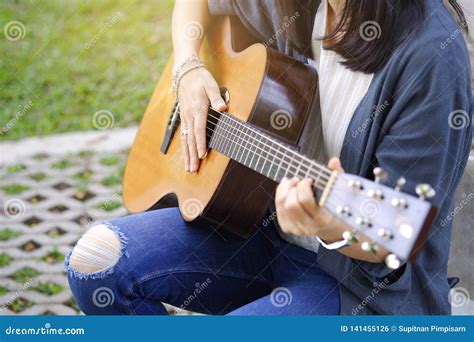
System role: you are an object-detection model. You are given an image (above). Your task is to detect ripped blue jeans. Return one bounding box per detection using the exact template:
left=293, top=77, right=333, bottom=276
left=65, top=208, right=340, bottom=315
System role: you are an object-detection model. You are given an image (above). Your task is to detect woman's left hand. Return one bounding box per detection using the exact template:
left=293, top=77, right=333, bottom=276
left=275, top=158, right=343, bottom=238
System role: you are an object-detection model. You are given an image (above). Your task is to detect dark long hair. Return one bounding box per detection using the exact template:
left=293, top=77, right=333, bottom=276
left=278, top=0, right=468, bottom=74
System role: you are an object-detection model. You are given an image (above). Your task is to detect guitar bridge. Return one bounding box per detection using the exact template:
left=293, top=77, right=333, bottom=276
left=160, top=101, right=180, bottom=154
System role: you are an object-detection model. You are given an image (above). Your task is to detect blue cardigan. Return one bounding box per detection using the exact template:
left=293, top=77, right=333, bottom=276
left=208, top=0, right=472, bottom=314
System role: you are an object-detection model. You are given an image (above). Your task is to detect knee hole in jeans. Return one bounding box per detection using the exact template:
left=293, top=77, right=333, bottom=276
left=69, top=224, right=122, bottom=274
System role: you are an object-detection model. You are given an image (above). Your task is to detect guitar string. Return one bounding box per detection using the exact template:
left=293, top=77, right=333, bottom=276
left=201, top=117, right=332, bottom=189
left=201, top=121, right=391, bottom=210
left=175, top=104, right=333, bottom=178
left=201, top=122, right=344, bottom=190
left=192, top=109, right=333, bottom=181
left=177, top=116, right=407, bottom=248
left=204, top=126, right=329, bottom=191
left=176, top=108, right=400, bottom=207
left=207, top=110, right=333, bottom=177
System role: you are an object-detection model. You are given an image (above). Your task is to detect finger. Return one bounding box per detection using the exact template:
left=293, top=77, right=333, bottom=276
left=179, top=115, right=190, bottom=172
left=194, top=101, right=208, bottom=159
left=296, top=179, right=319, bottom=218
left=275, top=178, right=297, bottom=234
left=284, top=187, right=313, bottom=229
left=328, top=157, right=343, bottom=171
left=205, top=82, right=227, bottom=111
left=186, top=117, right=199, bottom=172
left=275, top=177, right=299, bottom=207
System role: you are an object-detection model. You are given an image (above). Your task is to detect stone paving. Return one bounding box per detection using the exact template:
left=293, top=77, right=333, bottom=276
left=0, top=128, right=192, bottom=316
left=0, top=134, right=131, bottom=315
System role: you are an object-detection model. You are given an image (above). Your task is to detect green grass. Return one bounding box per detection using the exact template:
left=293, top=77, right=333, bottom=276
left=8, top=297, right=34, bottom=313
left=41, top=249, right=65, bottom=264
left=0, top=286, right=8, bottom=296
left=10, top=267, right=40, bottom=283
left=101, top=174, right=122, bottom=187
left=0, top=0, right=173, bottom=140
left=52, top=159, right=74, bottom=170
left=0, top=229, right=21, bottom=241
left=0, top=253, right=12, bottom=268
left=7, top=163, right=26, bottom=173
left=2, top=184, right=30, bottom=195
left=32, top=281, right=64, bottom=296
left=100, top=154, right=121, bottom=166
left=96, top=200, right=122, bottom=212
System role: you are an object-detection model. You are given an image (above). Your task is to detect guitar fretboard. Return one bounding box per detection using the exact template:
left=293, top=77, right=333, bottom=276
left=206, top=109, right=331, bottom=191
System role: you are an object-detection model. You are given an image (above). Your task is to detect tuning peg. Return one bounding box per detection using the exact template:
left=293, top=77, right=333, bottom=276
left=336, top=205, right=351, bottom=217
left=361, top=241, right=378, bottom=255
left=367, top=188, right=384, bottom=200
left=415, top=183, right=435, bottom=200
left=398, top=223, right=413, bottom=239
left=377, top=228, right=393, bottom=241
left=347, top=179, right=363, bottom=191
left=385, top=254, right=401, bottom=269
left=355, top=216, right=372, bottom=229
left=394, top=177, right=406, bottom=191
left=342, top=230, right=358, bottom=245
left=391, top=197, right=408, bottom=209
left=373, top=167, right=388, bottom=183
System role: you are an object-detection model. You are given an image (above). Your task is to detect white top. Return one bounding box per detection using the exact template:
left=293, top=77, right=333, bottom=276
left=313, top=0, right=374, bottom=158
left=278, top=0, right=374, bottom=253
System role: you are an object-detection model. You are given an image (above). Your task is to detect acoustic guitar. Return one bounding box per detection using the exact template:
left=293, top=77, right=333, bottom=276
left=123, top=16, right=437, bottom=269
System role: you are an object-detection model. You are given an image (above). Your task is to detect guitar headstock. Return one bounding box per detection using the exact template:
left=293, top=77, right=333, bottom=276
left=323, top=168, right=437, bottom=269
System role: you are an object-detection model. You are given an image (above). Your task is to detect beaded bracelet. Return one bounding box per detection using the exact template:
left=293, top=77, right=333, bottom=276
left=171, top=54, right=204, bottom=95
left=173, top=64, right=205, bottom=97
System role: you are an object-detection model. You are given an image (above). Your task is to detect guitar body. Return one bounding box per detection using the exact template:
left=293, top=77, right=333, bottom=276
left=123, top=16, right=319, bottom=237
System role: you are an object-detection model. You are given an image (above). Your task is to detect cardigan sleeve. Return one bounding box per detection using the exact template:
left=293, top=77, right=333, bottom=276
left=350, top=37, right=472, bottom=282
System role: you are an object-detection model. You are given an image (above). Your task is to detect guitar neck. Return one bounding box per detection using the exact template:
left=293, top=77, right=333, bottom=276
left=206, top=109, right=333, bottom=197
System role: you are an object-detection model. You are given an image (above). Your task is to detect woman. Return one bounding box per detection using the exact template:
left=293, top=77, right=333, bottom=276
left=65, top=0, right=472, bottom=315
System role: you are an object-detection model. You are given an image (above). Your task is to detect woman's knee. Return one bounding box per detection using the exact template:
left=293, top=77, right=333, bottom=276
left=65, top=222, right=128, bottom=279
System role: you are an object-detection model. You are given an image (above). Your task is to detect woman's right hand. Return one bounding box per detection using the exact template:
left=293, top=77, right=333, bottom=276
left=177, top=66, right=227, bottom=172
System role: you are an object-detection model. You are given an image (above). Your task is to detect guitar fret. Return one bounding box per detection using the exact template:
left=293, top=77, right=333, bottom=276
left=207, top=111, right=330, bottom=191
left=229, top=118, right=239, bottom=159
